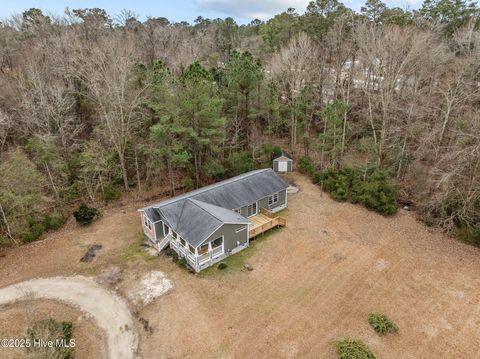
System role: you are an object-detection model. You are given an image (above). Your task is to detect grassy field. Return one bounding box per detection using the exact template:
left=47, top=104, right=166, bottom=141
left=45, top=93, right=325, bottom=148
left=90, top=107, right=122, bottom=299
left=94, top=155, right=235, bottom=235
left=2, top=173, right=480, bottom=358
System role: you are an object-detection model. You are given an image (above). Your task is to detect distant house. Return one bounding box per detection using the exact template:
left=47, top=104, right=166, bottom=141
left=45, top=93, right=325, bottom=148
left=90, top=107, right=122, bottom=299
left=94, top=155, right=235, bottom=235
left=138, top=169, right=288, bottom=272
left=273, top=151, right=293, bottom=173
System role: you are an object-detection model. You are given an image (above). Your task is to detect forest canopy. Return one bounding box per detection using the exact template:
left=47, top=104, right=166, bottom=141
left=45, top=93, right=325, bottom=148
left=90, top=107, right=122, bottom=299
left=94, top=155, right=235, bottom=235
left=0, top=0, right=479, bottom=245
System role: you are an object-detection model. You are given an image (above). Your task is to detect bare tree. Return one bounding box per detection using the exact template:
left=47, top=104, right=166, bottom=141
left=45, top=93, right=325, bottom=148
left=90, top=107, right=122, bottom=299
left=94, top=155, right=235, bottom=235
left=72, top=32, right=149, bottom=190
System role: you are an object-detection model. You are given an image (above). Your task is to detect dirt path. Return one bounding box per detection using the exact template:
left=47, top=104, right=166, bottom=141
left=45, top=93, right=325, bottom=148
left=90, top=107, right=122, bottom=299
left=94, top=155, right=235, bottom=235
left=0, top=276, right=137, bottom=359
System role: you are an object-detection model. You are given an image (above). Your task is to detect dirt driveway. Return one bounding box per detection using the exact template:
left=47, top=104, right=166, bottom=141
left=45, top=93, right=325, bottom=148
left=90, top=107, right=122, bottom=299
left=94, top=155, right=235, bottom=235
left=138, top=173, right=480, bottom=358
left=0, top=276, right=137, bottom=359
left=1, top=173, right=480, bottom=358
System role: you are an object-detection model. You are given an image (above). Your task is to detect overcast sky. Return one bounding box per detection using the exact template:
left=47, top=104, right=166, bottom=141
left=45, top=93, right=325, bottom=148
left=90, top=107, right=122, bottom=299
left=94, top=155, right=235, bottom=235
left=1, top=0, right=422, bottom=23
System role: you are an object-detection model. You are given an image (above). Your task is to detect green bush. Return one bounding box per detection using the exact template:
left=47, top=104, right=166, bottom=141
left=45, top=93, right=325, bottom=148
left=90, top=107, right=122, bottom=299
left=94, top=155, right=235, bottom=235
left=102, top=183, right=121, bottom=202
left=272, top=146, right=282, bottom=157
left=73, top=203, right=100, bottom=225
left=368, top=312, right=398, bottom=336
left=335, top=338, right=376, bottom=359
left=298, top=156, right=315, bottom=175
left=226, top=151, right=254, bottom=176
left=25, top=318, right=74, bottom=359
left=218, top=262, right=227, bottom=270
left=206, top=160, right=226, bottom=180
left=63, top=181, right=82, bottom=201
left=21, top=220, right=46, bottom=243
left=43, top=211, right=66, bottom=231
left=0, top=234, right=12, bottom=247
left=354, top=170, right=398, bottom=215
left=315, top=166, right=398, bottom=215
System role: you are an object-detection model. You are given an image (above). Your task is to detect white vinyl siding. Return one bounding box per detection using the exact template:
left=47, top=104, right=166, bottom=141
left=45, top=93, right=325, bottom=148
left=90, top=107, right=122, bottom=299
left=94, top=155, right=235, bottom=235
left=278, top=161, right=288, bottom=172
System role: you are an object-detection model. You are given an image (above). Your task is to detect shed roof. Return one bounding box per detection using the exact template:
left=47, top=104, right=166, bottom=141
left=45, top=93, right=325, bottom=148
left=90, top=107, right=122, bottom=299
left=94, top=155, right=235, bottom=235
left=140, top=168, right=288, bottom=247
left=273, top=151, right=293, bottom=161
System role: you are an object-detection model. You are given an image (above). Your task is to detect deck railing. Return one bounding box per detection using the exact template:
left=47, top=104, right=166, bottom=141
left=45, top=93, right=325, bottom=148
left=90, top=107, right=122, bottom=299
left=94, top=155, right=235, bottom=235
left=249, top=213, right=286, bottom=239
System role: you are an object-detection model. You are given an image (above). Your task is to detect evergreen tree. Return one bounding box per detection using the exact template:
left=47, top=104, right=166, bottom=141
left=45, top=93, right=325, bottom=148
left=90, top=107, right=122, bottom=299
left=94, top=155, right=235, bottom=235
left=177, top=62, right=225, bottom=186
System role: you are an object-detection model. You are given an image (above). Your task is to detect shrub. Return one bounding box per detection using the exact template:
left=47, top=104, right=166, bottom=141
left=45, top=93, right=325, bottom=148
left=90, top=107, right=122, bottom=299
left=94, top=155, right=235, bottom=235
left=272, top=146, right=282, bottom=157
left=43, top=211, right=66, bottom=231
left=315, top=166, right=398, bottom=215
left=354, top=170, right=398, bottom=215
left=73, top=203, right=100, bottom=225
left=218, top=262, right=227, bottom=270
left=102, top=183, right=121, bottom=202
left=0, top=234, right=12, bottom=247
left=298, top=156, right=315, bottom=175
left=183, top=177, right=195, bottom=191
left=25, top=318, right=74, bottom=359
left=335, top=338, right=376, bottom=359
left=21, top=220, right=46, bottom=243
left=206, top=160, right=226, bottom=181
left=368, top=312, right=398, bottom=336
left=227, top=151, right=255, bottom=176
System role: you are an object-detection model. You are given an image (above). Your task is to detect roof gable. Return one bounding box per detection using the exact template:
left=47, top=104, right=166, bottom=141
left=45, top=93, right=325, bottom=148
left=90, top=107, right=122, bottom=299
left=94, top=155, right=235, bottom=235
left=140, top=169, right=288, bottom=247
left=273, top=151, right=293, bottom=161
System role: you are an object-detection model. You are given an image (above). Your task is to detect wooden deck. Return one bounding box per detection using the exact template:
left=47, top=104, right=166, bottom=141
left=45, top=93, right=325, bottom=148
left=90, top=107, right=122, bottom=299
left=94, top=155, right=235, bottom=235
left=248, top=208, right=286, bottom=239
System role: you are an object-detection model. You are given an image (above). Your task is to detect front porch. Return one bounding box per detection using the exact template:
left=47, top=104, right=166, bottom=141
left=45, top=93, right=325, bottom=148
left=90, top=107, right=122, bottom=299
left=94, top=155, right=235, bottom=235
left=167, top=233, right=242, bottom=271
left=248, top=208, right=286, bottom=239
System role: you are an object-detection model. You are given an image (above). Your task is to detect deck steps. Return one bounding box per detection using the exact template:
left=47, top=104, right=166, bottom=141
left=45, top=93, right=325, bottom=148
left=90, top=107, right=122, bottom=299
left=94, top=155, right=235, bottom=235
left=155, top=234, right=171, bottom=251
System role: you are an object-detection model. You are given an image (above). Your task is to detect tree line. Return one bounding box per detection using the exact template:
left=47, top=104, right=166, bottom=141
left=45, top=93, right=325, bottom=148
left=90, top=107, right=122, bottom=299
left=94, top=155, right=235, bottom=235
left=0, top=0, right=479, bottom=245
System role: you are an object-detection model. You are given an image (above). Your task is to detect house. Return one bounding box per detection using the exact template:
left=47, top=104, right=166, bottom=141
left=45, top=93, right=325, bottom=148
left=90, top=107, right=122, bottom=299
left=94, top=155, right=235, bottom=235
left=138, top=169, right=289, bottom=272
left=273, top=151, right=293, bottom=173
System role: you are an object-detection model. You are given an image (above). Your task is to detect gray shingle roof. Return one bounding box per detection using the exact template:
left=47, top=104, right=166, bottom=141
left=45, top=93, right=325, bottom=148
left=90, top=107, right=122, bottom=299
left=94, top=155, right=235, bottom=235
left=143, top=207, right=162, bottom=222
left=140, top=168, right=288, bottom=247
left=160, top=199, right=249, bottom=248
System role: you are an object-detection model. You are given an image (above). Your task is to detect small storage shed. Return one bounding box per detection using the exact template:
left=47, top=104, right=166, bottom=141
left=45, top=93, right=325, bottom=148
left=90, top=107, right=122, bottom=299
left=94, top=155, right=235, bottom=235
left=273, top=151, right=293, bottom=173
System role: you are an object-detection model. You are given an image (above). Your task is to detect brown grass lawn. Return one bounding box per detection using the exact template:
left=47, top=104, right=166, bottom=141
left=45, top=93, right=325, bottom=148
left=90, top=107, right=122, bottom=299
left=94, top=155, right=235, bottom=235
left=1, top=173, right=480, bottom=358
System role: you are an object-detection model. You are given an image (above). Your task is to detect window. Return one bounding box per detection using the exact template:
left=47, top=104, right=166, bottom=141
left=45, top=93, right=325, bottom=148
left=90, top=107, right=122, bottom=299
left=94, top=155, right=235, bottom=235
left=212, top=236, right=223, bottom=248
left=247, top=202, right=257, bottom=217
left=235, top=225, right=246, bottom=233
left=143, top=216, right=152, bottom=230
left=268, top=192, right=279, bottom=205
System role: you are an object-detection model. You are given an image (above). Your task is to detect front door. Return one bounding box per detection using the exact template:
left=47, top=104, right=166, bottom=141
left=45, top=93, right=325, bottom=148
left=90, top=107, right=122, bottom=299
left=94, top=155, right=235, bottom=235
left=163, top=222, right=171, bottom=236
left=278, top=161, right=288, bottom=172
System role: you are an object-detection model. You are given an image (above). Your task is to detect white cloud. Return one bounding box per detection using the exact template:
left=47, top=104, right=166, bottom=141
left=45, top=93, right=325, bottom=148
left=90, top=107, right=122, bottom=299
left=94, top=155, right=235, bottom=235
left=195, top=0, right=311, bottom=20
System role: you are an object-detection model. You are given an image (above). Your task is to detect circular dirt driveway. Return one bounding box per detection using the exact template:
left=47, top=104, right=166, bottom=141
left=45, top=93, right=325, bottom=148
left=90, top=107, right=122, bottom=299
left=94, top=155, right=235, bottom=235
left=0, top=276, right=137, bottom=359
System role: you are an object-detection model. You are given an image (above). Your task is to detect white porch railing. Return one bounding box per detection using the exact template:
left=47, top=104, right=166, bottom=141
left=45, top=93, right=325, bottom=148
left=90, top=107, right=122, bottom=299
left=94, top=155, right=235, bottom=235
left=211, top=245, right=223, bottom=258
left=156, top=233, right=171, bottom=251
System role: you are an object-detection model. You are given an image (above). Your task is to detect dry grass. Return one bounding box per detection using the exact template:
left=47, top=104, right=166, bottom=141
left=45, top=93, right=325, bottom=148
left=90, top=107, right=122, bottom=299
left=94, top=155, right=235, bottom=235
left=2, top=173, right=480, bottom=358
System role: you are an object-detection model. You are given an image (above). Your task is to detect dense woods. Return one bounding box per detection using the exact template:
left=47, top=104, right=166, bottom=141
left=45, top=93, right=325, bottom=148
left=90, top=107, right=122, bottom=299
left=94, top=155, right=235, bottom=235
left=0, top=1, right=479, bottom=246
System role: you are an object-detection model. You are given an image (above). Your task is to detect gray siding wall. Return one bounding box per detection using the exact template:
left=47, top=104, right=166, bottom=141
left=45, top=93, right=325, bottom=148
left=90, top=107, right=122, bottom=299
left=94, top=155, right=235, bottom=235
left=154, top=221, right=164, bottom=240
left=204, top=223, right=248, bottom=252
left=236, top=189, right=287, bottom=216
